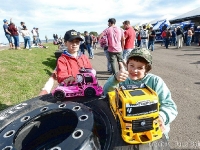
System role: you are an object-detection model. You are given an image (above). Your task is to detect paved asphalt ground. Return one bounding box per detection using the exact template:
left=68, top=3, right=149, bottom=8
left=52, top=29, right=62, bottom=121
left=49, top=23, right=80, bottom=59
left=1, top=43, right=200, bottom=149
left=90, top=43, right=200, bottom=150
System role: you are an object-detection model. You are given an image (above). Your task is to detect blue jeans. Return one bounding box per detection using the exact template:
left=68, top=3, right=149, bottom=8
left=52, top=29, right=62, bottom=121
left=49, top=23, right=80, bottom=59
left=123, top=49, right=132, bottom=62
left=104, top=47, right=111, bottom=71
left=5, top=34, right=12, bottom=43
left=140, top=39, right=148, bottom=49
left=165, top=38, right=170, bottom=48
left=161, top=38, right=166, bottom=46
left=80, top=44, right=85, bottom=54
left=24, top=36, right=31, bottom=49
left=171, top=37, right=176, bottom=46
left=13, top=35, right=19, bottom=47
left=148, top=40, right=155, bottom=51
left=85, top=44, right=93, bottom=57
left=186, top=36, right=192, bottom=46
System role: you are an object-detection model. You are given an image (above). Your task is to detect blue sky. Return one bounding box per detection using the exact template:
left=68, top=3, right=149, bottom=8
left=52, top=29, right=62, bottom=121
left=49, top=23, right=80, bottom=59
left=0, top=0, right=200, bottom=43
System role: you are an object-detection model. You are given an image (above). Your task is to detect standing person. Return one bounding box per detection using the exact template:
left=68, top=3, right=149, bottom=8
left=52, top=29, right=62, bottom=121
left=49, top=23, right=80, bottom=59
left=165, top=28, right=171, bottom=49
left=20, top=26, right=32, bottom=50
left=171, top=28, right=177, bottom=46
left=84, top=31, right=94, bottom=59
left=2, top=19, right=13, bottom=49
left=161, top=29, right=167, bottom=46
left=53, top=34, right=56, bottom=40
left=186, top=27, right=193, bottom=46
left=99, top=33, right=112, bottom=73
left=194, top=26, right=200, bottom=46
left=18, top=21, right=26, bottom=33
left=176, top=26, right=184, bottom=49
left=103, top=48, right=178, bottom=140
left=140, top=25, right=148, bottom=49
left=45, top=35, right=48, bottom=43
left=56, top=29, right=92, bottom=84
left=8, top=22, right=20, bottom=50
left=55, top=34, right=58, bottom=41
left=79, top=33, right=85, bottom=54
left=122, top=20, right=136, bottom=63
left=148, top=26, right=156, bottom=51
left=136, top=29, right=141, bottom=47
left=18, top=21, right=26, bottom=48
left=36, top=28, right=41, bottom=44
left=92, top=34, right=97, bottom=50
left=31, top=27, right=38, bottom=46
left=99, top=18, right=125, bottom=75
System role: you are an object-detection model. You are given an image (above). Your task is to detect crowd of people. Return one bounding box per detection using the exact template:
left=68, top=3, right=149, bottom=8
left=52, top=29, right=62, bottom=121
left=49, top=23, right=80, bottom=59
left=2, top=18, right=48, bottom=50
left=160, top=25, right=200, bottom=49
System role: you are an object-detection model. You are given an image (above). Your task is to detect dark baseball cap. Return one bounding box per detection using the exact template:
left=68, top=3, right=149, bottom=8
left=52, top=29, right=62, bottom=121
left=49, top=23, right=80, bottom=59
left=64, top=30, right=83, bottom=42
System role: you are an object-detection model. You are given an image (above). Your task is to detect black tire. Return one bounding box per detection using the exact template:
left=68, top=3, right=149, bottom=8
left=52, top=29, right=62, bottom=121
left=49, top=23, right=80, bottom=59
left=84, top=87, right=96, bottom=97
left=0, top=99, right=101, bottom=150
left=0, top=96, right=52, bottom=132
left=0, top=94, right=170, bottom=150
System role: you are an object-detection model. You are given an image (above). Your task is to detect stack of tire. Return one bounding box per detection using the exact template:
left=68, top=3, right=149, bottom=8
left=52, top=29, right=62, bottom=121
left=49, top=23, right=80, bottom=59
left=0, top=94, right=170, bottom=150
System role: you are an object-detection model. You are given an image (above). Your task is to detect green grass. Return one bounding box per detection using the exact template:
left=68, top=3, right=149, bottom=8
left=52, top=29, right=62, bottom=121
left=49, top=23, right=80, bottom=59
left=0, top=43, right=58, bottom=111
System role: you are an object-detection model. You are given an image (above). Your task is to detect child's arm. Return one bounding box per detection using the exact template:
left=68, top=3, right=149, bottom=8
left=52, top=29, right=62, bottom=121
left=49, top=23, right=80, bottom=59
left=103, top=64, right=128, bottom=95
left=155, top=77, right=178, bottom=126
left=56, top=56, right=71, bottom=83
left=103, top=76, right=120, bottom=96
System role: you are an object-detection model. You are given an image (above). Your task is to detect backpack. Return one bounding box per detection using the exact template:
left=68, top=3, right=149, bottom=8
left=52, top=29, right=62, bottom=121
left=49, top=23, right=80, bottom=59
left=140, top=29, right=148, bottom=38
left=99, top=35, right=108, bottom=48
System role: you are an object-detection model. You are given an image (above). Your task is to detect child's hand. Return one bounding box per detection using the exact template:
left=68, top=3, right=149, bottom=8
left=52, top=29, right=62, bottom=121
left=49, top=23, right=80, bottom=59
left=39, top=90, right=48, bottom=96
left=115, top=62, right=129, bottom=82
left=158, top=116, right=166, bottom=132
left=64, top=76, right=75, bottom=85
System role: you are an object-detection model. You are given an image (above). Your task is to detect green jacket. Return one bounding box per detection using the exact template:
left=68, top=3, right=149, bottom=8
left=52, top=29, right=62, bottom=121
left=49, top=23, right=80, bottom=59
left=103, top=73, right=178, bottom=139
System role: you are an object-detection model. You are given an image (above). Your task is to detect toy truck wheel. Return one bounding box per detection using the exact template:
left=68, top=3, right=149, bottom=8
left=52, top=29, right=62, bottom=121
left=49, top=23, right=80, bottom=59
left=84, top=87, right=96, bottom=97
left=53, top=90, right=65, bottom=100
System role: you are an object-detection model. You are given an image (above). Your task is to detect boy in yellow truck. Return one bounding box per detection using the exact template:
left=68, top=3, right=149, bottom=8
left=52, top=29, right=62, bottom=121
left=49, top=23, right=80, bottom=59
left=103, top=48, right=178, bottom=140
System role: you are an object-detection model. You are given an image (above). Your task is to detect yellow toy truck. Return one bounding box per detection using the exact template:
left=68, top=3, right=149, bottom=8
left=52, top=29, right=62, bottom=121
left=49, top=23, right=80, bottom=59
left=108, top=84, right=162, bottom=144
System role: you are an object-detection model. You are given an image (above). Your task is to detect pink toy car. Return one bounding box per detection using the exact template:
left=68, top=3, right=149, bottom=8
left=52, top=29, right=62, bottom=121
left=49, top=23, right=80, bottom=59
left=52, top=68, right=103, bottom=100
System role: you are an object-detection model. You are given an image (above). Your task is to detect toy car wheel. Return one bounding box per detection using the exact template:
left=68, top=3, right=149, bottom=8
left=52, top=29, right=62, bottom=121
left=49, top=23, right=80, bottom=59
left=53, top=90, right=65, bottom=100
left=84, top=87, right=96, bottom=97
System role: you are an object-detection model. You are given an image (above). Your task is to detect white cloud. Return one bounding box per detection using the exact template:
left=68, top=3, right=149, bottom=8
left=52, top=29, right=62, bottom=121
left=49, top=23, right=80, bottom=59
left=0, top=0, right=200, bottom=43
